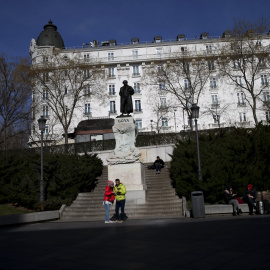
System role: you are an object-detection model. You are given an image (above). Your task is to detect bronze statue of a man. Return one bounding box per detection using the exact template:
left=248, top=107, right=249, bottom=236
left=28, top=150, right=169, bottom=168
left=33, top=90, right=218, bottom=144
left=119, top=80, right=134, bottom=116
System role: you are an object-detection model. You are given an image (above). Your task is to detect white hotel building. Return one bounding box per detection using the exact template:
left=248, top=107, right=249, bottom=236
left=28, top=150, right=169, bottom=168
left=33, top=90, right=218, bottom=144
left=29, top=21, right=270, bottom=145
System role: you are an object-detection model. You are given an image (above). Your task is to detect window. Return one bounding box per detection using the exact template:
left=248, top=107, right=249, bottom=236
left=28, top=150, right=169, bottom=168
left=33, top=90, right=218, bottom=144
left=45, top=125, right=49, bottom=135
left=206, top=45, right=212, bottom=54
left=108, top=52, right=114, bottom=61
left=213, top=114, right=220, bottom=124
left=237, top=92, right=245, bottom=105
left=181, top=47, right=187, bottom=55
left=135, top=100, right=141, bottom=111
left=85, top=103, right=91, bottom=115
left=135, top=119, right=142, bottom=129
left=266, top=111, right=270, bottom=121
left=263, top=92, right=270, bottom=102
left=42, top=106, right=49, bottom=117
left=261, top=75, right=268, bottom=86
left=184, top=79, right=191, bottom=90
left=233, top=59, right=241, bottom=69
left=109, top=84, right=115, bottom=95
left=211, top=95, right=218, bottom=105
left=133, top=65, right=140, bottom=75
left=84, top=69, right=90, bottom=78
left=109, top=67, right=115, bottom=77
left=134, top=83, right=141, bottom=94
left=43, top=56, right=48, bottom=63
left=159, top=82, right=166, bottom=90
left=183, top=62, right=189, bottom=73
left=210, top=78, right=216, bottom=89
left=235, top=76, right=242, bottom=86
left=110, top=101, right=116, bottom=113
left=64, top=86, right=68, bottom=95
left=258, top=58, right=266, bottom=67
left=43, top=73, right=49, bottom=82
left=64, top=70, right=68, bottom=77
left=132, top=50, right=138, bottom=59
left=43, top=89, right=48, bottom=100
left=156, top=48, right=163, bottom=56
left=84, top=54, right=90, bottom=62
left=187, top=117, right=194, bottom=126
left=208, top=61, right=215, bottom=71
left=239, top=112, right=246, bottom=122
left=157, top=65, right=163, bottom=73
left=160, top=98, right=166, bottom=107
left=31, top=107, right=35, bottom=120
left=84, top=85, right=91, bottom=96
left=162, top=118, right=168, bottom=127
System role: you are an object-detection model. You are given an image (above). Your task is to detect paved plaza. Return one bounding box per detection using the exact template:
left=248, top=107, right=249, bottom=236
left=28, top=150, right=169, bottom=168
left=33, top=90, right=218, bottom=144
left=1, top=215, right=270, bottom=270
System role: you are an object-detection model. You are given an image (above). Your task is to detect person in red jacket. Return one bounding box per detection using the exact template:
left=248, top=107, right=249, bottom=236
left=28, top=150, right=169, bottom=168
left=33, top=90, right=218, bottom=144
left=103, top=180, right=115, bottom=223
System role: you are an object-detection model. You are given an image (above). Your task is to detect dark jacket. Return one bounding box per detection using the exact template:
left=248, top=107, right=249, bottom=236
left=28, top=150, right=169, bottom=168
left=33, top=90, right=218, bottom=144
left=119, top=85, right=134, bottom=114
left=154, top=158, right=164, bottom=167
left=224, top=189, right=237, bottom=204
left=243, top=189, right=257, bottom=202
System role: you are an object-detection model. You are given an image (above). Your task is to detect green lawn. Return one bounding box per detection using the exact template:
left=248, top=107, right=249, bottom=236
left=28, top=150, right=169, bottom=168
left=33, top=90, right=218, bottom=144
left=0, top=204, right=31, bottom=216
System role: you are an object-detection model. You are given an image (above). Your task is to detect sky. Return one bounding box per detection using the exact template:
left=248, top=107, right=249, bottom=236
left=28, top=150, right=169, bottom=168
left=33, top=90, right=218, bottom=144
left=1, top=0, right=270, bottom=58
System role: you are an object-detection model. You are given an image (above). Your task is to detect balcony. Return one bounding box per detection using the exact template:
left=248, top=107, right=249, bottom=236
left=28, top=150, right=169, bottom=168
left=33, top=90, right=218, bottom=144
left=109, top=110, right=117, bottom=115
left=84, top=112, right=92, bottom=118
left=236, top=121, right=251, bottom=128
left=208, top=123, right=226, bottom=129
left=237, top=102, right=246, bottom=107
left=134, top=109, right=143, bottom=114
left=132, top=73, right=140, bottom=77
left=211, top=103, right=220, bottom=109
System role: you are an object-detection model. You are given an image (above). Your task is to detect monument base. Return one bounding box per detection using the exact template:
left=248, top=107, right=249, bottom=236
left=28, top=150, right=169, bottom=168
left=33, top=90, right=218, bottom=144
left=108, top=162, right=146, bottom=204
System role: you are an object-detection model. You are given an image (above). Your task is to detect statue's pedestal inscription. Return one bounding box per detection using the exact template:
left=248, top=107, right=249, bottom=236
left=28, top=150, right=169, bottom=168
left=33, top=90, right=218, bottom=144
left=107, top=117, right=146, bottom=204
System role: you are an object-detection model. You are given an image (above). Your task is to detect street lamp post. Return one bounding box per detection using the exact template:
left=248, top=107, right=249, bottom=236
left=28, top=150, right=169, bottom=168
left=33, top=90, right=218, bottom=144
left=38, top=116, right=47, bottom=202
left=191, top=103, right=202, bottom=181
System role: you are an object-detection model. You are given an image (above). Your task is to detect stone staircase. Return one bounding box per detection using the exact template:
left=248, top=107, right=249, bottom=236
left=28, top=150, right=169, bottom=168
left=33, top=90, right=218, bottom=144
left=61, top=163, right=182, bottom=220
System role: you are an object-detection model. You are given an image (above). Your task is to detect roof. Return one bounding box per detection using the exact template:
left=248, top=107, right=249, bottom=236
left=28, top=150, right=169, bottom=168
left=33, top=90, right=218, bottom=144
left=36, top=20, right=65, bottom=48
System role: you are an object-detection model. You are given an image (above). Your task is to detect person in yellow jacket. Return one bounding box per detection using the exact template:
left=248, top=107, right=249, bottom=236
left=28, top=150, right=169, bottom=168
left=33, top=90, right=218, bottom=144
left=114, top=179, right=126, bottom=223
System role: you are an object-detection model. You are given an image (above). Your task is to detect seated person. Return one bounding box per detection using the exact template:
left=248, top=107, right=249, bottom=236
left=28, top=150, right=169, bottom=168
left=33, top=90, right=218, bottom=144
left=154, top=156, right=164, bottom=174
left=224, top=186, right=243, bottom=216
left=243, top=184, right=257, bottom=215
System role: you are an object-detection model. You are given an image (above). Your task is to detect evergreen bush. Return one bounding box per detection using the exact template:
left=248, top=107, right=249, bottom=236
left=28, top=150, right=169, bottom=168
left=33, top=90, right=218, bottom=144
left=170, top=124, right=270, bottom=203
left=0, top=152, right=103, bottom=210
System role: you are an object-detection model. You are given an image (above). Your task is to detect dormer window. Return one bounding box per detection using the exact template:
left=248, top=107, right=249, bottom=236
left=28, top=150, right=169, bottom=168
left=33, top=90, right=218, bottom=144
left=200, top=32, right=209, bottom=39
left=154, top=36, right=162, bottom=43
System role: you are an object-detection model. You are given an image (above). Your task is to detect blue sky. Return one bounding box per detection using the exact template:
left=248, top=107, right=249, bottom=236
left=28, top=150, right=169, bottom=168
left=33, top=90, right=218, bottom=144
left=1, top=0, right=270, bottom=57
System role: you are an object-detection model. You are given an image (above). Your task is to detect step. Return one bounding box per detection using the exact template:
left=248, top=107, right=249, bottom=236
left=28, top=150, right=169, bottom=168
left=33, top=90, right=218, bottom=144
left=63, top=208, right=182, bottom=217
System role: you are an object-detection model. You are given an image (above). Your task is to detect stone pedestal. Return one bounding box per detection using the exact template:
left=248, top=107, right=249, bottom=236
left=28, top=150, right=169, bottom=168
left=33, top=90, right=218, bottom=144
left=107, top=116, right=146, bottom=204
left=108, top=162, right=146, bottom=204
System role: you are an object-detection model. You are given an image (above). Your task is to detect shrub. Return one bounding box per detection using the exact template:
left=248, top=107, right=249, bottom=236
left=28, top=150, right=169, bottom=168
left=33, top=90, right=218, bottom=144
left=0, top=152, right=103, bottom=210
left=170, top=125, right=270, bottom=203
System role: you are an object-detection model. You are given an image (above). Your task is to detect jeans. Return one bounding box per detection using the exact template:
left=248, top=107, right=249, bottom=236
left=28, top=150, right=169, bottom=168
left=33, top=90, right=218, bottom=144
left=104, top=203, right=112, bottom=221
left=246, top=197, right=256, bottom=213
left=156, top=164, right=162, bottom=172
left=115, top=200, right=126, bottom=220
left=229, top=199, right=240, bottom=212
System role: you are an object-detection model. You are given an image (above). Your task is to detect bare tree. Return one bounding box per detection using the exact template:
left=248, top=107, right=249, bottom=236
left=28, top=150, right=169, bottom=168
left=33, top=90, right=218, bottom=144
left=143, top=51, right=213, bottom=130
left=217, top=17, right=270, bottom=126
left=30, top=50, right=105, bottom=144
left=0, top=54, right=31, bottom=150
left=201, top=102, right=231, bottom=129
